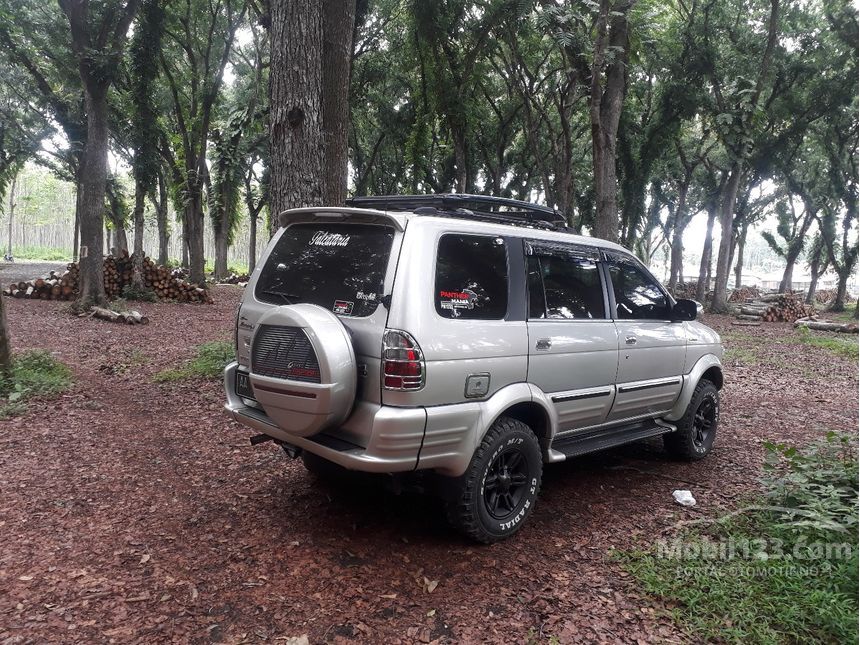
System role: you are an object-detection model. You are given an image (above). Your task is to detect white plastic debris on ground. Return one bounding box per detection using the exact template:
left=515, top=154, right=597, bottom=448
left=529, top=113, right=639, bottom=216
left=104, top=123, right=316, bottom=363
left=672, top=490, right=697, bottom=507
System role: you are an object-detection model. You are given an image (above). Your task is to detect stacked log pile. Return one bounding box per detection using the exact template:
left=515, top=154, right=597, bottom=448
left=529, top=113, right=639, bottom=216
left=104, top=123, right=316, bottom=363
left=729, top=285, right=761, bottom=302
left=814, top=289, right=839, bottom=304
left=4, top=269, right=76, bottom=300
left=671, top=281, right=700, bottom=299
left=733, top=293, right=815, bottom=324
left=3, top=254, right=212, bottom=303
left=217, top=272, right=251, bottom=285
left=141, top=257, right=211, bottom=302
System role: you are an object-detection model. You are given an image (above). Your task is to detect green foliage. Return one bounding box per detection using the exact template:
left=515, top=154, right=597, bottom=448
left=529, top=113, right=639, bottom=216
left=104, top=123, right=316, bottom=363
left=619, top=435, right=859, bottom=643
left=120, top=284, right=158, bottom=302
left=12, top=246, right=72, bottom=261
left=795, top=326, right=859, bottom=359
left=204, top=259, right=248, bottom=276
left=154, top=340, right=234, bottom=382
left=0, top=349, right=72, bottom=418
left=127, top=0, right=165, bottom=192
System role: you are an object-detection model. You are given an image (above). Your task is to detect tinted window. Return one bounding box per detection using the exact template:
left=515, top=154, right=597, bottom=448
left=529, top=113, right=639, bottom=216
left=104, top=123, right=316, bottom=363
left=435, top=234, right=508, bottom=319
left=608, top=257, right=670, bottom=320
left=527, top=255, right=605, bottom=319
left=255, top=223, right=394, bottom=317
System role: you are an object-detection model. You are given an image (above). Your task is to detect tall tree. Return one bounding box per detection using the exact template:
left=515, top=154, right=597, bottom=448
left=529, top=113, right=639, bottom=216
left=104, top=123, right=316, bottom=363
left=707, top=0, right=781, bottom=311
left=269, top=0, right=323, bottom=226
left=269, top=0, right=356, bottom=228
left=59, top=0, right=140, bottom=305
left=160, top=0, right=245, bottom=284
left=128, top=0, right=165, bottom=290
left=590, top=0, right=636, bottom=243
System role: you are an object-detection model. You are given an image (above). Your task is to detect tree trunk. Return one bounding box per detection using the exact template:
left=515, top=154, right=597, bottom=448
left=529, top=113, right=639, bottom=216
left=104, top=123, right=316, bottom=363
left=6, top=172, right=15, bottom=258
left=831, top=272, right=849, bottom=312
left=734, top=221, right=748, bottom=289
left=185, top=186, right=205, bottom=284
left=213, top=221, right=229, bottom=280
left=321, top=0, right=356, bottom=205
left=269, top=0, right=324, bottom=232
left=805, top=255, right=820, bottom=305
left=131, top=177, right=146, bottom=289
left=72, top=167, right=82, bottom=262
left=77, top=87, right=110, bottom=306
left=709, top=161, right=742, bottom=312
left=156, top=170, right=169, bottom=265
left=0, top=278, right=10, bottom=392
left=248, top=209, right=258, bottom=274
left=590, top=0, right=634, bottom=243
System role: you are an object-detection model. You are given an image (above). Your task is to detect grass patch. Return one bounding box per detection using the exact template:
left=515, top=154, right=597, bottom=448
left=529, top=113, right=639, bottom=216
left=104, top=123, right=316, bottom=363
left=795, top=326, right=858, bottom=359
left=154, top=340, right=234, bottom=382
left=7, top=246, right=72, bottom=262
left=204, top=260, right=249, bottom=276
left=618, top=435, right=858, bottom=644
left=0, top=350, right=73, bottom=418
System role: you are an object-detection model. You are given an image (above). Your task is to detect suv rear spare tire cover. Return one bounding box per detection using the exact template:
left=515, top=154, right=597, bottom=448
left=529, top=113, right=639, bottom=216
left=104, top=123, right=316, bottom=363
left=249, top=304, right=357, bottom=437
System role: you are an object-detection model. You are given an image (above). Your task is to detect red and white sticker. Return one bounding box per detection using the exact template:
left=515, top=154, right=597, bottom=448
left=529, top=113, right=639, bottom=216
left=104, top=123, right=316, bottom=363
left=439, top=289, right=476, bottom=311
left=333, top=300, right=354, bottom=315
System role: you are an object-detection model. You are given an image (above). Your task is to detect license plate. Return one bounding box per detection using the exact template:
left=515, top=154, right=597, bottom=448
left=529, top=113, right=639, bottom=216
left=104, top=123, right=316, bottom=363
left=236, top=370, right=255, bottom=401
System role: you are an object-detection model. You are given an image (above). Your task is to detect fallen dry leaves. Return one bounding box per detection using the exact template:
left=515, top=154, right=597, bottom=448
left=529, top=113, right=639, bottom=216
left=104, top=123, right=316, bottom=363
left=0, top=292, right=856, bottom=643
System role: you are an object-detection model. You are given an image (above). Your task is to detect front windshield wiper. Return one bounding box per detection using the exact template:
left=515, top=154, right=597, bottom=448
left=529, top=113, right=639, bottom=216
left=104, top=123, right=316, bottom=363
left=262, top=289, right=300, bottom=305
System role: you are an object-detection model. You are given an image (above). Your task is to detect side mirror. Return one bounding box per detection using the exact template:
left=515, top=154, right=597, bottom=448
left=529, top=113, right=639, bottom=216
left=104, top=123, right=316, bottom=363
left=672, top=299, right=698, bottom=321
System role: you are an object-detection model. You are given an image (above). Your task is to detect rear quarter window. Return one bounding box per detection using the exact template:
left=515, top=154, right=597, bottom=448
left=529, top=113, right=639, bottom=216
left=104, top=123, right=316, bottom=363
left=255, top=223, right=394, bottom=317
left=435, top=234, right=508, bottom=320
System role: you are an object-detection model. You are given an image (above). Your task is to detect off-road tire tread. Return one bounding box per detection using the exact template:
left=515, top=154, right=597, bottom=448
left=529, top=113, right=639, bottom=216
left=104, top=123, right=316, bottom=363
left=445, top=416, right=542, bottom=544
left=663, top=379, right=718, bottom=461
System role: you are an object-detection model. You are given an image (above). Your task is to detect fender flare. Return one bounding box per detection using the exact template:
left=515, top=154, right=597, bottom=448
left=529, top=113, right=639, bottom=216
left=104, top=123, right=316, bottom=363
left=663, top=354, right=723, bottom=421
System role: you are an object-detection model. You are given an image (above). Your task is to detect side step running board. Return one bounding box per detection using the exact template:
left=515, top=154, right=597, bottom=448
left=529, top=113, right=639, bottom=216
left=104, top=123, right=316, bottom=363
left=550, top=421, right=674, bottom=459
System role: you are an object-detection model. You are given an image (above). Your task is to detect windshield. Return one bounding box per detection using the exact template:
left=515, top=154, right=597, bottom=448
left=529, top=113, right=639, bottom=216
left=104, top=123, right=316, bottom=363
left=255, top=223, right=395, bottom=317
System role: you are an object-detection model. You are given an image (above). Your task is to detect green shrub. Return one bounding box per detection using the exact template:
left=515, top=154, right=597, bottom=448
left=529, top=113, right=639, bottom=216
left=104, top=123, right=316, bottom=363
left=10, top=246, right=72, bottom=262
left=619, top=434, right=859, bottom=644
left=795, top=326, right=858, bottom=359
left=154, top=340, right=234, bottom=382
left=0, top=350, right=73, bottom=418
left=121, top=284, right=158, bottom=302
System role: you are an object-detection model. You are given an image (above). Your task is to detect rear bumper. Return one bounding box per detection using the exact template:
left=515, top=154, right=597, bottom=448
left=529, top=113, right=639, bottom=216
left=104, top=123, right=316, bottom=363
left=223, top=362, right=428, bottom=473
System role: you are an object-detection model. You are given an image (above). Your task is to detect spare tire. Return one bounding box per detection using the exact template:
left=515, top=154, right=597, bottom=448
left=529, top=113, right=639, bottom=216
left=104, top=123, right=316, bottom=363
left=249, top=304, right=356, bottom=437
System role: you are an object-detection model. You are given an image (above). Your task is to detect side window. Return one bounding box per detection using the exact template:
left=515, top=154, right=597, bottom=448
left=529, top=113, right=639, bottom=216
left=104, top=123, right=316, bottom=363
left=607, top=257, right=670, bottom=320
left=527, top=254, right=606, bottom=320
left=435, top=234, right=508, bottom=319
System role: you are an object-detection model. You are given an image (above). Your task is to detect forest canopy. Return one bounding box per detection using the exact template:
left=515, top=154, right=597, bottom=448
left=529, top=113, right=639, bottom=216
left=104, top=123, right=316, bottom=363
left=0, top=0, right=857, bottom=309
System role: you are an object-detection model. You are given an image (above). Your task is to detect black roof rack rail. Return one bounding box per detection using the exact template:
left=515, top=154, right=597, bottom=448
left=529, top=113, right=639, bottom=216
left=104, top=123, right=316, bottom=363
left=345, top=194, right=567, bottom=229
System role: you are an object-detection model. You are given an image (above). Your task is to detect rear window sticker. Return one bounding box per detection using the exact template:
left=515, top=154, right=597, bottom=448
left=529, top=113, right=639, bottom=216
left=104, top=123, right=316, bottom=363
left=439, top=289, right=477, bottom=311
left=310, top=231, right=351, bottom=247
left=333, top=300, right=354, bottom=315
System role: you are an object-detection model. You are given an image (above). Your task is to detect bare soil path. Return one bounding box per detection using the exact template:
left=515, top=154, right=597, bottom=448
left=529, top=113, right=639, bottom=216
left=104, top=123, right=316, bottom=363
left=1, top=288, right=856, bottom=644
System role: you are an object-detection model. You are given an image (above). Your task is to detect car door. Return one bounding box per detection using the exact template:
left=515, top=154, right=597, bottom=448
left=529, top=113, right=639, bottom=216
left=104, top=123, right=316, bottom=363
left=603, top=251, right=686, bottom=422
left=525, top=241, right=619, bottom=432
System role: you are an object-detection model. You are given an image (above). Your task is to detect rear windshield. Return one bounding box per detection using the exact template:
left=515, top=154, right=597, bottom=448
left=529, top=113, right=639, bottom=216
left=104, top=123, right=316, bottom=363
left=255, top=223, right=395, bottom=317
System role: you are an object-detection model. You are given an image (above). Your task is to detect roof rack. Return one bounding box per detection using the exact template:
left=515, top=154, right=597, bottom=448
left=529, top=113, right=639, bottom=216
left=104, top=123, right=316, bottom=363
left=345, top=194, right=567, bottom=230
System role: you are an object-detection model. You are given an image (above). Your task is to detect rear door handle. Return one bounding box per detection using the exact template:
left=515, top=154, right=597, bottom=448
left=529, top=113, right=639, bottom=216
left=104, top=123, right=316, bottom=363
left=625, top=336, right=637, bottom=345
left=535, top=338, right=552, bottom=350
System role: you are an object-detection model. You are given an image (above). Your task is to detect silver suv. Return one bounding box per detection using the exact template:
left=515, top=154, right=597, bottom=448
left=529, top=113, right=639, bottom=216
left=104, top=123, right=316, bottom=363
left=224, top=194, right=723, bottom=542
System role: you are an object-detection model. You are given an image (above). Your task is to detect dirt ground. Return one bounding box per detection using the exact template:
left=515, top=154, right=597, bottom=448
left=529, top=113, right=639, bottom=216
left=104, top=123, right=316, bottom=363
left=1, top=287, right=857, bottom=644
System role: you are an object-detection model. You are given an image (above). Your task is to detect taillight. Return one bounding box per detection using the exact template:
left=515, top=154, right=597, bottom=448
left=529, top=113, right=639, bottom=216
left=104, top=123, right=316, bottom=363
left=382, top=329, right=425, bottom=391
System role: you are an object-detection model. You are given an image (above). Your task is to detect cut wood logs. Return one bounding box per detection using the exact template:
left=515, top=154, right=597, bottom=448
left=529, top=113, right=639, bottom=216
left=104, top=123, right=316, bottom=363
left=732, top=293, right=815, bottom=324
left=2, top=253, right=213, bottom=304
left=794, top=320, right=859, bottom=334
left=87, top=306, right=150, bottom=325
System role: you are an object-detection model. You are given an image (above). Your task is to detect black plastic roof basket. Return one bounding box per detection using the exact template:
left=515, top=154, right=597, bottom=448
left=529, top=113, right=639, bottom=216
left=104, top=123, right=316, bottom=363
left=346, top=194, right=567, bottom=230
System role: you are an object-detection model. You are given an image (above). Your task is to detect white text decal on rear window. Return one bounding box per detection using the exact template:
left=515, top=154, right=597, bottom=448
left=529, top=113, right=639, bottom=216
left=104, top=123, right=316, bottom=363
left=310, top=231, right=351, bottom=247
